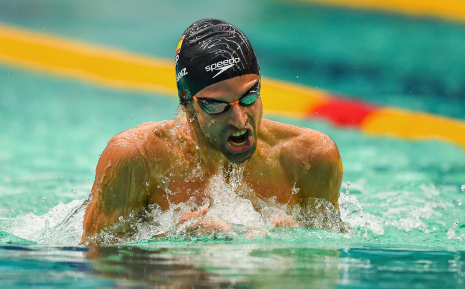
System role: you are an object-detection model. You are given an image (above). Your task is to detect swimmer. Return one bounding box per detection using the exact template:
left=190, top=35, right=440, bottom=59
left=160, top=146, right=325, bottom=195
left=82, top=19, right=343, bottom=242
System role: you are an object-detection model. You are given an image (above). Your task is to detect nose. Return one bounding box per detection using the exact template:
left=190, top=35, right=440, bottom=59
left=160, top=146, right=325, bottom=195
left=227, top=103, right=248, bottom=128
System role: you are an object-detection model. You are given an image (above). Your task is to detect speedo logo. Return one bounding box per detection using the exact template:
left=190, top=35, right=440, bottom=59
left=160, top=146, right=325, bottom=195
left=176, top=68, right=188, bottom=82
left=205, top=58, right=241, bottom=78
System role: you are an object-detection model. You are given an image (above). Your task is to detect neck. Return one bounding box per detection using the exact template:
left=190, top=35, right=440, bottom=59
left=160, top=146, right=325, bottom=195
left=184, top=113, right=228, bottom=172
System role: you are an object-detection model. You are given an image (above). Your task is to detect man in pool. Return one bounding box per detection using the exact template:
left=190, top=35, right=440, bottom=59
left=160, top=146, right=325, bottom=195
left=82, top=19, right=343, bottom=241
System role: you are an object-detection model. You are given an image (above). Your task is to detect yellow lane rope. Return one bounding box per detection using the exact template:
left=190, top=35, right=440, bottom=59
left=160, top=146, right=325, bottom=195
left=0, top=24, right=176, bottom=95
left=362, top=108, right=465, bottom=147
left=298, top=0, right=465, bottom=23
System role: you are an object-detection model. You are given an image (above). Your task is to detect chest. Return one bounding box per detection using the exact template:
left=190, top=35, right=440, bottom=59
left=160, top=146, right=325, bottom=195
left=146, top=158, right=298, bottom=210
left=243, top=160, right=297, bottom=204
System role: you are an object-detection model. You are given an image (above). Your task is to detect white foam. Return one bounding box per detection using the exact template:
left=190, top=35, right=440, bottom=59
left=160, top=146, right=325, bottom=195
left=205, top=169, right=265, bottom=228
left=3, top=199, right=85, bottom=245
left=339, top=194, right=385, bottom=235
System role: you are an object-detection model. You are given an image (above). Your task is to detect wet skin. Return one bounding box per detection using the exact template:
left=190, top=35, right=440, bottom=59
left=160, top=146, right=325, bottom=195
left=82, top=74, right=343, bottom=241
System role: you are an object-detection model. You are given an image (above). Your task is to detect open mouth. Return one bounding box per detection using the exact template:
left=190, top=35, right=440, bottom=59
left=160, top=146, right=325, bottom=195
left=225, top=129, right=255, bottom=157
left=228, top=129, right=248, bottom=146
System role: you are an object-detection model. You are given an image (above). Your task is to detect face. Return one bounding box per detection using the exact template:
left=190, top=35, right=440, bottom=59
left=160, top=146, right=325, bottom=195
left=186, top=74, right=263, bottom=163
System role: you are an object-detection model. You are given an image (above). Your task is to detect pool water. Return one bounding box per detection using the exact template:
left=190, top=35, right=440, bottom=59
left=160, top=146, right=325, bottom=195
left=1, top=0, right=465, bottom=288
left=1, top=65, right=464, bottom=288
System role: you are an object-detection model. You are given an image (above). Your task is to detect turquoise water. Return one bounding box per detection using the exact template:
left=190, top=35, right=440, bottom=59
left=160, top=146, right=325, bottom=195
left=1, top=0, right=465, bottom=288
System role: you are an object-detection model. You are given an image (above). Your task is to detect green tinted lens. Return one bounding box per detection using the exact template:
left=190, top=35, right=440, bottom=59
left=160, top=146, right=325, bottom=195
left=240, top=93, right=260, bottom=105
left=202, top=102, right=229, bottom=114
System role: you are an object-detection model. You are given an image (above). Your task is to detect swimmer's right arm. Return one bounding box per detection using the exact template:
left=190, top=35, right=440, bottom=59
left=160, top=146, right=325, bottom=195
left=81, top=136, right=149, bottom=242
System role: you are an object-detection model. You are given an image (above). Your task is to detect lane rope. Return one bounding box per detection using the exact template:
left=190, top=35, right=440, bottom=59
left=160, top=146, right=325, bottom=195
left=297, top=0, right=465, bottom=23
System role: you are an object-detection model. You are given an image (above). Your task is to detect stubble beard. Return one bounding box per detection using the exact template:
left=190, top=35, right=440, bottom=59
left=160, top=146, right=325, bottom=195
left=191, top=113, right=257, bottom=164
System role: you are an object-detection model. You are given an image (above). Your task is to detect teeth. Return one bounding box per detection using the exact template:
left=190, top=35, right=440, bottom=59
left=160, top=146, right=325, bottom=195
left=230, top=140, right=247, bottom=146
left=232, top=130, right=247, bottom=137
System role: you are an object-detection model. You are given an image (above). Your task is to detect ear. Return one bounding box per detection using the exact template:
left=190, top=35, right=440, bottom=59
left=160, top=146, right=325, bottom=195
left=181, top=101, right=194, bottom=112
left=182, top=101, right=197, bottom=119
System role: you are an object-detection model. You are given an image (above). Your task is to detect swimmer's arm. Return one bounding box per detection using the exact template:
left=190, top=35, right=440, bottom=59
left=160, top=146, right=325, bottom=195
left=81, top=137, right=149, bottom=242
left=295, top=136, right=343, bottom=210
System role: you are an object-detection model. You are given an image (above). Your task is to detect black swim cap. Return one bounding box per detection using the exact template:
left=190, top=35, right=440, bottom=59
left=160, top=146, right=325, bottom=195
left=175, top=18, right=260, bottom=103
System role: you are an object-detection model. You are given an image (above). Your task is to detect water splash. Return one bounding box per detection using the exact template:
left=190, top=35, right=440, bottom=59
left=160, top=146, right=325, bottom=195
left=291, top=183, right=300, bottom=195
left=204, top=167, right=264, bottom=229
left=295, top=197, right=348, bottom=232
left=339, top=194, right=384, bottom=235
left=80, top=162, right=351, bottom=244
left=338, top=182, right=465, bottom=245
left=4, top=170, right=463, bottom=247
left=447, top=219, right=459, bottom=239
left=224, top=162, right=247, bottom=191
left=2, top=200, right=85, bottom=245
left=173, top=103, right=186, bottom=120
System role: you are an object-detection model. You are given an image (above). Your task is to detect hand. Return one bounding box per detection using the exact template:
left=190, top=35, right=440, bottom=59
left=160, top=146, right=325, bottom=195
left=179, top=207, right=208, bottom=224
left=272, top=212, right=296, bottom=228
left=242, top=213, right=295, bottom=239
left=178, top=207, right=231, bottom=234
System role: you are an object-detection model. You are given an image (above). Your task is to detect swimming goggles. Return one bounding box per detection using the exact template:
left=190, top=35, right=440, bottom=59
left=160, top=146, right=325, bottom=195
left=193, top=92, right=260, bottom=115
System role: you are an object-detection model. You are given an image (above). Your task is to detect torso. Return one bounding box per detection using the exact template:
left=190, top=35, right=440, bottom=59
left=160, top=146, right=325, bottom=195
left=120, top=118, right=325, bottom=211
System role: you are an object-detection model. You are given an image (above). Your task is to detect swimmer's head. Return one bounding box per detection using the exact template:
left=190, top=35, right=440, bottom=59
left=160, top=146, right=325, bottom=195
left=175, top=19, right=260, bottom=104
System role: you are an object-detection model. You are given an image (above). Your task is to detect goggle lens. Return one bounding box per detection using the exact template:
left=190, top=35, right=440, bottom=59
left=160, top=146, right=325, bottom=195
left=240, top=93, right=260, bottom=105
left=194, top=93, right=260, bottom=115
left=204, top=102, right=229, bottom=114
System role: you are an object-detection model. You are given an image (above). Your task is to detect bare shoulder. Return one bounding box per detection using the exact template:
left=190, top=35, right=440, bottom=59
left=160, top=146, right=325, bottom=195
left=83, top=121, right=172, bottom=240
left=100, top=122, right=151, bottom=164
left=260, top=118, right=339, bottom=162
left=290, top=126, right=339, bottom=166
left=260, top=119, right=342, bottom=203
left=96, top=120, right=176, bottom=174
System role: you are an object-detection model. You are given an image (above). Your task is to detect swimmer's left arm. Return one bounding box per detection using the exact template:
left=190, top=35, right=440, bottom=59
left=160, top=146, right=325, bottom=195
left=293, top=133, right=343, bottom=210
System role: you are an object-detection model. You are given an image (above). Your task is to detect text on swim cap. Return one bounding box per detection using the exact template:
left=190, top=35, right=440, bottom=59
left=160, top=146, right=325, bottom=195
left=205, top=58, right=241, bottom=78
left=176, top=68, right=188, bottom=82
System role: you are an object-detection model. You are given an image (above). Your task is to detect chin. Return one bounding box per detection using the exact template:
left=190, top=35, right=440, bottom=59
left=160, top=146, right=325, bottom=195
left=222, top=142, right=257, bottom=164
left=225, top=154, right=251, bottom=164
